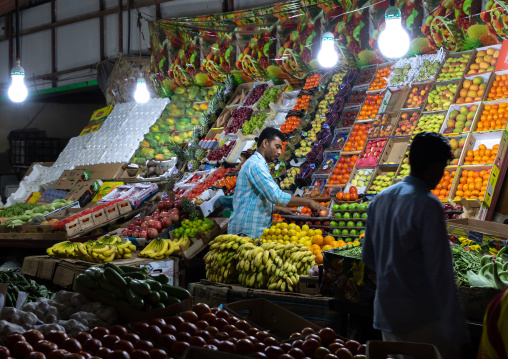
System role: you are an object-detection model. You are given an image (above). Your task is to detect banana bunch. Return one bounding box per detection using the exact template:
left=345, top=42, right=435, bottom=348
left=139, top=238, right=179, bottom=260
left=172, top=236, right=191, bottom=252
left=97, top=235, right=136, bottom=259
left=234, top=242, right=315, bottom=292
left=266, top=242, right=315, bottom=292
left=47, top=239, right=136, bottom=263
left=204, top=234, right=254, bottom=283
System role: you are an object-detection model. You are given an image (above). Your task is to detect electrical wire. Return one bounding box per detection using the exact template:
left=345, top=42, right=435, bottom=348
left=22, top=102, right=47, bottom=129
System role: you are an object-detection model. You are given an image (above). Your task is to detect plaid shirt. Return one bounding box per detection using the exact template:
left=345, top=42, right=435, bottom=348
left=228, top=151, right=291, bottom=239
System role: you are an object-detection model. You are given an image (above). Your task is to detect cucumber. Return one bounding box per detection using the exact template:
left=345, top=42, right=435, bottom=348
left=118, top=265, right=149, bottom=274
left=85, top=267, right=104, bottom=280
left=159, top=291, right=169, bottom=302
left=163, top=295, right=181, bottom=306
left=150, top=274, right=170, bottom=284
left=130, top=279, right=151, bottom=297
left=96, top=288, right=118, bottom=300
left=121, top=272, right=147, bottom=280
left=104, top=267, right=129, bottom=291
left=148, top=290, right=161, bottom=304
left=151, top=302, right=165, bottom=309
left=76, top=273, right=99, bottom=289
left=145, top=279, right=162, bottom=292
left=162, top=284, right=191, bottom=300
left=125, top=288, right=144, bottom=310
left=99, top=280, right=125, bottom=299
left=104, top=263, right=125, bottom=274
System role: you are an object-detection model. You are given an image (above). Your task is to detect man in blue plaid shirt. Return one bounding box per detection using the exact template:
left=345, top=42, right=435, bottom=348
left=228, top=128, right=327, bottom=239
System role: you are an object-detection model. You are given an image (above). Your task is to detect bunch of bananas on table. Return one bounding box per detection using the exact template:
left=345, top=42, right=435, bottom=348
left=47, top=235, right=136, bottom=263
left=236, top=242, right=315, bottom=292
left=138, top=237, right=190, bottom=260
left=204, top=234, right=254, bottom=284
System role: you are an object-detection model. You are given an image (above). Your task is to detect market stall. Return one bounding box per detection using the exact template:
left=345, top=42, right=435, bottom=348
left=2, top=0, right=508, bottom=356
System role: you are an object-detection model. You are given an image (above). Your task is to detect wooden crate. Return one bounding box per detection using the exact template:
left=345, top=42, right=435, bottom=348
left=380, top=88, right=409, bottom=114
left=378, top=137, right=411, bottom=166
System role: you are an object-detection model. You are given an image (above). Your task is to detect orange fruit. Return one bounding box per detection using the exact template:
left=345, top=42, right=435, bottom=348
left=324, top=236, right=334, bottom=246
left=315, top=253, right=323, bottom=265
left=312, top=235, right=324, bottom=246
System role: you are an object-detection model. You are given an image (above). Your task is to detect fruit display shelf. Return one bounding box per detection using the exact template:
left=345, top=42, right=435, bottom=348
left=424, top=80, right=461, bottom=113
left=436, top=51, right=473, bottom=82
left=455, top=73, right=492, bottom=104
left=439, top=102, right=481, bottom=136
left=465, top=44, right=501, bottom=77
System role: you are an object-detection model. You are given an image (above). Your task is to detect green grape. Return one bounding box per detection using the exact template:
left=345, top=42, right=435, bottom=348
left=257, top=87, right=284, bottom=110
left=242, top=113, right=269, bottom=135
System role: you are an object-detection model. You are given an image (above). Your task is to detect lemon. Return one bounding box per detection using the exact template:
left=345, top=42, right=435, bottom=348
left=290, top=236, right=298, bottom=242
left=263, top=229, right=270, bottom=235
left=284, top=240, right=290, bottom=244
left=283, top=235, right=290, bottom=241
left=278, top=235, right=284, bottom=241
left=315, top=229, right=323, bottom=236
left=278, top=239, right=284, bottom=244
left=308, top=229, right=315, bottom=236
left=275, top=229, right=281, bottom=236
left=300, top=231, right=307, bottom=237
left=289, top=229, right=296, bottom=237
left=281, top=228, right=288, bottom=236
left=280, top=223, right=288, bottom=230
left=268, top=228, right=275, bottom=235
left=304, top=240, right=312, bottom=246
left=262, top=239, right=267, bottom=243
left=302, top=224, right=310, bottom=232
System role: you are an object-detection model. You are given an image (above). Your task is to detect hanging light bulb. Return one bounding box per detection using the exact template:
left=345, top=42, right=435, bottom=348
left=317, top=32, right=338, bottom=68
left=8, top=59, right=28, bottom=103
left=134, top=77, right=150, bottom=103
left=378, top=3, right=410, bottom=59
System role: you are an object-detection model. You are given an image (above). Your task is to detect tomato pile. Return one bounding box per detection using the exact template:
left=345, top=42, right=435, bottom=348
left=303, top=73, right=322, bottom=90
left=335, top=186, right=359, bottom=201
left=53, top=200, right=123, bottom=230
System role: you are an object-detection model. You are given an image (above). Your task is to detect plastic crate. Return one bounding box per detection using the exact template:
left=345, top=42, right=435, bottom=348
left=10, top=138, right=59, bottom=166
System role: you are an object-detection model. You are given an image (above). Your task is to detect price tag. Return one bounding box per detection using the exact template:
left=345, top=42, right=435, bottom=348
left=310, top=164, right=315, bottom=169
left=323, top=124, right=330, bottom=130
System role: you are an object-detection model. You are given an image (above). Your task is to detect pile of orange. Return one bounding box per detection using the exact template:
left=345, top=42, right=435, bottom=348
left=292, top=95, right=311, bottom=111
left=303, top=73, right=322, bottom=90
left=368, top=66, right=392, bottom=91
left=463, top=144, right=499, bottom=165
left=272, top=213, right=283, bottom=222
left=300, top=201, right=329, bottom=216
left=213, top=175, right=238, bottom=190
left=310, top=235, right=350, bottom=264
left=357, top=93, right=384, bottom=120
left=453, top=168, right=492, bottom=201
left=476, top=103, right=508, bottom=131
left=487, top=74, right=508, bottom=101
left=335, top=186, right=359, bottom=201
left=431, top=170, right=456, bottom=201
left=329, top=155, right=358, bottom=184
left=343, top=123, right=371, bottom=152
left=280, top=116, right=301, bottom=133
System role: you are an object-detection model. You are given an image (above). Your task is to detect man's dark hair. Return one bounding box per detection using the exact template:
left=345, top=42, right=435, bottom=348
left=256, top=127, right=285, bottom=147
left=409, top=132, right=453, bottom=174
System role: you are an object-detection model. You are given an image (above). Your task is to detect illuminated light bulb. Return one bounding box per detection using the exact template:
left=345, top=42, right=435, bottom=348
left=8, top=59, right=28, bottom=103
left=317, top=32, right=338, bottom=68
left=134, top=77, right=150, bottom=103
left=378, top=6, right=410, bottom=59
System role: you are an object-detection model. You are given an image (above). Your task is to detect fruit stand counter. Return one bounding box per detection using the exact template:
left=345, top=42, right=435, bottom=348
left=189, top=279, right=340, bottom=331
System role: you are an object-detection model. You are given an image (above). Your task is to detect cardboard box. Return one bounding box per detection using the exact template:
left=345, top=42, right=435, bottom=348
left=458, top=286, right=500, bottom=322
left=366, top=340, right=440, bottom=359
left=75, top=163, right=126, bottom=180
left=91, top=208, right=108, bottom=226
left=454, top=72, right=491, bottom=104
left=449, top=165, right=493, bottom=205
left=471, top=99, right=508, bottom=133
left=76, top=283, right=192, bottom=322
left=485, top=164, right=500, bottom=207
left=224, top=298, right=320, bottom=342
left=380, top=88, right=409, bottom=114
left=298, top=275, right=320, bottom=295
left=23, top=254, right=179, bottom=291
left=92, top=182, right=124, bottom=202
left=36, top=189, right=70, bottom=204
left=53, top=180, right=78, bottom=191
left=58, top=169, right=92, bottom=182
left=117, top=200, right=133, bottom=215
left=65, top=180, right=103, bottom=207
left=227, top=83, right=254, bottom=106
left=104, top=204, right=120, bottom=221
left=483, top=69, right=508, bottom=103
left=460, top=131, right=506, bottom=167
left=446, top=218, right=508, bottom=243
left=439, top=102, right=481, bottom=137
left=437, top=50, right=475, bottom=82
left=379, top=136, right=411, bottom=167
left=99, top=184, right=158, bottom=209
left=198, top=189, right=225, bottom=217
left=467, top=44, right=502, bottom=75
